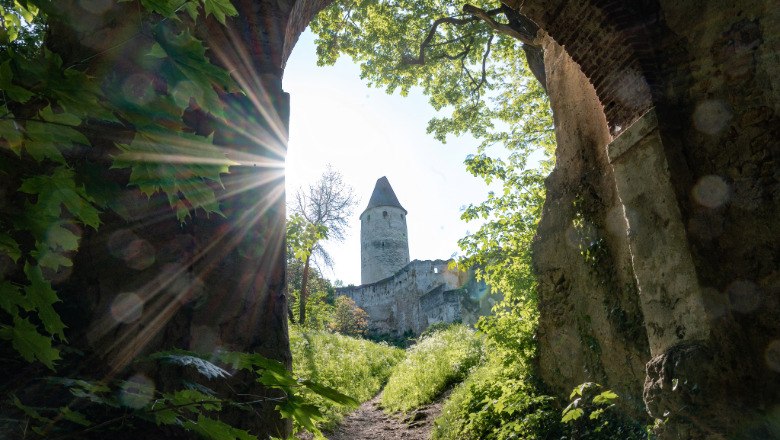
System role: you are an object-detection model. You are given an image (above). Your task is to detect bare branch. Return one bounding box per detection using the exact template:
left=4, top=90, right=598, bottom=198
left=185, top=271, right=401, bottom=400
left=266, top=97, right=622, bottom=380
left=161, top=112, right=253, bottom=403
left=402, top=15, right=478, bottom=65
left=462, top=4, right=537, bottom=46
left=473, top=34, right=494, bottom=93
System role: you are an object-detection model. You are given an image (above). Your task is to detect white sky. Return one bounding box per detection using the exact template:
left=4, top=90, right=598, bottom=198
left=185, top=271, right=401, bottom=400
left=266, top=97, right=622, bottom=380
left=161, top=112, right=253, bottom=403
left=283, top=30, right=493, bottom=286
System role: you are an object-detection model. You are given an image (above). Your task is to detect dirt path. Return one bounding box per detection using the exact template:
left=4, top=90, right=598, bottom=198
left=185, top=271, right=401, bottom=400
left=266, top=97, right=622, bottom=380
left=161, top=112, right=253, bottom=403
left=324, top=393, right=446, bottom=440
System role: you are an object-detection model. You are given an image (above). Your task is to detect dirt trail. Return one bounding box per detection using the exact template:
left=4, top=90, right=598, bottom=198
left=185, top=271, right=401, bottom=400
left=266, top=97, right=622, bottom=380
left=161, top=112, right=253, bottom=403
left=324, top=393, right=446, bottom=440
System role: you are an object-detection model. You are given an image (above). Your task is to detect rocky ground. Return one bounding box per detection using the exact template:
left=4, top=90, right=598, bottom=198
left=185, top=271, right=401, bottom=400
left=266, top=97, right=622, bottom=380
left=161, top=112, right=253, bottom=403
left=323, top=393, right=446, bottom=440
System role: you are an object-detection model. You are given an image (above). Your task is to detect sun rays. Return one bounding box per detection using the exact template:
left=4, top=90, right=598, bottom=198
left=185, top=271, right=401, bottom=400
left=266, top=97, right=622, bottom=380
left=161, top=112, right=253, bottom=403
left=85, top=27, right=292, bottom=379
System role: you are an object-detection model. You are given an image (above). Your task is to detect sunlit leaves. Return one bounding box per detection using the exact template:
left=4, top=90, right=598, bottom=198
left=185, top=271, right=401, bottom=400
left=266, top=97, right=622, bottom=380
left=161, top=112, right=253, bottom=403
left=113, top=130, right=231, bottom=221
left=139, top=0, right=237, bottom=24
left=287, top=214, right=327, bottom=262
left=202, top=0, right=238, bottom=24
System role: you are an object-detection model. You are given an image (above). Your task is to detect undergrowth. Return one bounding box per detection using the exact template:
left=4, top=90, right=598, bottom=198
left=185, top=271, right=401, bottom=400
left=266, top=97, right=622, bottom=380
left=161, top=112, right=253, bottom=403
left=433, top=351, right=562, bottom=440
left=381, top=324, right=483, bottom=413
left=289, top=326, right=405, bottom=431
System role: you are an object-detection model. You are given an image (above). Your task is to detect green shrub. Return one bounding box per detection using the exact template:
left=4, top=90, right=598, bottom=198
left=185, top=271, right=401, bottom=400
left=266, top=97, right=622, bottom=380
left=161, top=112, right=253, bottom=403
left=289, top=326, right=405, bottom=431
left=381, top=324, right=483, bottom=412
left=432, top=351, right=562, bottom=440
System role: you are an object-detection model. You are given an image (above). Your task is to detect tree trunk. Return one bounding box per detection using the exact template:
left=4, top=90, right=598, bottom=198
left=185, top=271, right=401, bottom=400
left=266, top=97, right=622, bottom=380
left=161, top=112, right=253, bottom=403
left=5, top=2, right=295, bottom=438
left=299, top=253, right=312, bottom=325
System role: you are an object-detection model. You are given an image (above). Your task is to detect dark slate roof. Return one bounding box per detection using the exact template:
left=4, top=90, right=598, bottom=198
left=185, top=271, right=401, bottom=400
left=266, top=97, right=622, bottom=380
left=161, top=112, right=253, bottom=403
left=362, top=176, right=407, bottom=215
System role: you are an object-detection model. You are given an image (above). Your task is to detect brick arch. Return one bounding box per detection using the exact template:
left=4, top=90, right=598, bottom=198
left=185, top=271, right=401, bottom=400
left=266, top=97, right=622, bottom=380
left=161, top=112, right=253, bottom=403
left=283, top=0, right=661, bottom=134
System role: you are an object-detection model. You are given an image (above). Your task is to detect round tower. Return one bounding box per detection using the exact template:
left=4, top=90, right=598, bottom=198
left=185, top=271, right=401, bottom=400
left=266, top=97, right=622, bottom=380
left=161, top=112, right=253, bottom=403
left=360, top=176, right=410, bottom=284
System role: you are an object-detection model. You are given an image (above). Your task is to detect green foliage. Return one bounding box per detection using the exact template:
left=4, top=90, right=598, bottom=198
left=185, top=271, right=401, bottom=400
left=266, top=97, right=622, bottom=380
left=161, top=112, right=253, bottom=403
left=289, top=326, right=405, bottom=432
left=286, top=253, right=336, bottom=330
left=287, top=213, right=328, bottom=263
left=311, top=0, right=554, bottom=162
left=0, top=0, right=239, bottom=370
left=7, top=349, right=358, bottom=439
left=559, top=382, right=652, bottom=439
left=432, top=353, right=562, bottom=440
left=381, top=324, right=483, bottom=413
left=328, top=295, right=369, bottom=336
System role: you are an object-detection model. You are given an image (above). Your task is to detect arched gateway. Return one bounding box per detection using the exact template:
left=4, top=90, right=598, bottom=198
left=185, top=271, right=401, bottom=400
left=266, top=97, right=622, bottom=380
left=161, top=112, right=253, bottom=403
left=26, top=1, right=779, bottom=438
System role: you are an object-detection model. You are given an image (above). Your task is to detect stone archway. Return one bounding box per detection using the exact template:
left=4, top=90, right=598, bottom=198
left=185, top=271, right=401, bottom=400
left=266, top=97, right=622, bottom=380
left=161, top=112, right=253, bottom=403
left=280, top=1, right=779, bottom=437
left=21, top=1, right=776, bottom=438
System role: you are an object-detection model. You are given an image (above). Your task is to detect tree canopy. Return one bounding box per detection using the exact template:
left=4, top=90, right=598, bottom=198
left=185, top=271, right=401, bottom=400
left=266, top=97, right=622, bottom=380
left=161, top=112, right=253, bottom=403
left=311, top=0, right=554, bottom=162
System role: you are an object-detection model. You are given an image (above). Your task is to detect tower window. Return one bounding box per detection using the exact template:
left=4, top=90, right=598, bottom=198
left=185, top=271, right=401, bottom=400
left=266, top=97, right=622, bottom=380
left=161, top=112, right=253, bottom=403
left=383, top=211, right=388, bottom=218
left=367, top=215, right=370, bottom=221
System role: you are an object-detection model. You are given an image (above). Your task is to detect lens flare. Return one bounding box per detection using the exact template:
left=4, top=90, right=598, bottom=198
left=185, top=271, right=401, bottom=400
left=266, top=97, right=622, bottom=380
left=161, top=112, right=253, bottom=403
left=110, top=292, right=144, bottom=324
left=693, top=99, right=731, bottom=135
left=119, top=374, right=155, bottom=409
left=692, top=175, right=730, bottom=209
left=765, top=341, right=780, bottom=373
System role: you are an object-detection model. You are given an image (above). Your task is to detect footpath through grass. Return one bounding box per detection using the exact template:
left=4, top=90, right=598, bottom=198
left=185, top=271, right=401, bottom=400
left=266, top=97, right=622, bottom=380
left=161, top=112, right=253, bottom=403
left=289, top=326, right=405, bottom=431
left=381, top=324, right=483, bottom=413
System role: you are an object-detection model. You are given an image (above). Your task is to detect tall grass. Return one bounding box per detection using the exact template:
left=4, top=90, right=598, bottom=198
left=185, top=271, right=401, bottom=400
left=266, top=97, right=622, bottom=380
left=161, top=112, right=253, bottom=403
left=289, top=326, right=405, bottom=430
left=381, top=324, right=483, bottom=412
left=432, top=349, right=562, bottom=440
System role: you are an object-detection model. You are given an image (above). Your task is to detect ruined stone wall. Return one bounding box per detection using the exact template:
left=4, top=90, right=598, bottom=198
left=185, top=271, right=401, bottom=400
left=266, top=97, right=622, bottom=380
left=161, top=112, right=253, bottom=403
left=338, top=260, right=494, bottom=335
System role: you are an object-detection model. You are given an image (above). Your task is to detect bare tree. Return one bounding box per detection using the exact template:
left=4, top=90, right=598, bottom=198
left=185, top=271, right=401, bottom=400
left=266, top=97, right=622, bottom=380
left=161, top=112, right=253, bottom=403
left=290, top=165, right=358, bottom=324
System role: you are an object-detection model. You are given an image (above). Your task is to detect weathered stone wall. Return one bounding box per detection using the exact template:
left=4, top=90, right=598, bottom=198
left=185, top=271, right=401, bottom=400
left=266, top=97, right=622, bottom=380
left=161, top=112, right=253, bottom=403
left=360, top=206, right=410, bottom=284
left=338, top=260, right=495, bottom=335
left=530, top=0, right=779, bottom=435
left=533, top=34, right=650, bottom=417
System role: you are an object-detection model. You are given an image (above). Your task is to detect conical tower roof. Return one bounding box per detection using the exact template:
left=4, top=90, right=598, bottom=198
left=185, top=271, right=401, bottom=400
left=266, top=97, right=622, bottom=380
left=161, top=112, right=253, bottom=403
left=362, top=176, right=407, bottom=215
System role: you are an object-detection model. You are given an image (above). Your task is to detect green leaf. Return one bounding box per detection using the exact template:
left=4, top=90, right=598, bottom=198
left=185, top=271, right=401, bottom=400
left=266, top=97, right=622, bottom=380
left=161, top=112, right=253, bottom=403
left=20, top=167, right=101, bottom=229
left=151, top=28, right=233, bottom=115
left=0, top=281, right=27, bottom=315
left=589, top=407, right=606, bottom=420
left=24, top=263, right=66, bottom=339
left=112, top=130, right=229, bottom=221
left=168, top=389, right=222, bottom=411
left=201, top=0, right=238, bottom=24
left=561, top=407, right=584, bottom=423
left=0, top=232, right=21, bottom=262
left=592, top=390, right=619, bottom=405
left=277, top=399, right=324, bottom=434
left=14, top=0, right=38, bottom=23
left=301, top=380, right=359, bottom=407
left=60, top=407, right=91, bottom=426
left=12, top=395, right=52, bottom=424
left=183, top=415, right=257, bottom=440
left=40, top=106, right=82, bottom=127
left=140, top=0, right=181, bottom=17
left=0, top=61, right=33, bottom=102
left=0, top=120, right=24, bottom=155
left=155, top=408, right=180, bottom=426
left=0, top=317, right=60, bottom=369
left=151, top=350, right=230, bottom=379
left=147, top=42, right=167, bottom=59
left=23, top=120, right=90, bottom=163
